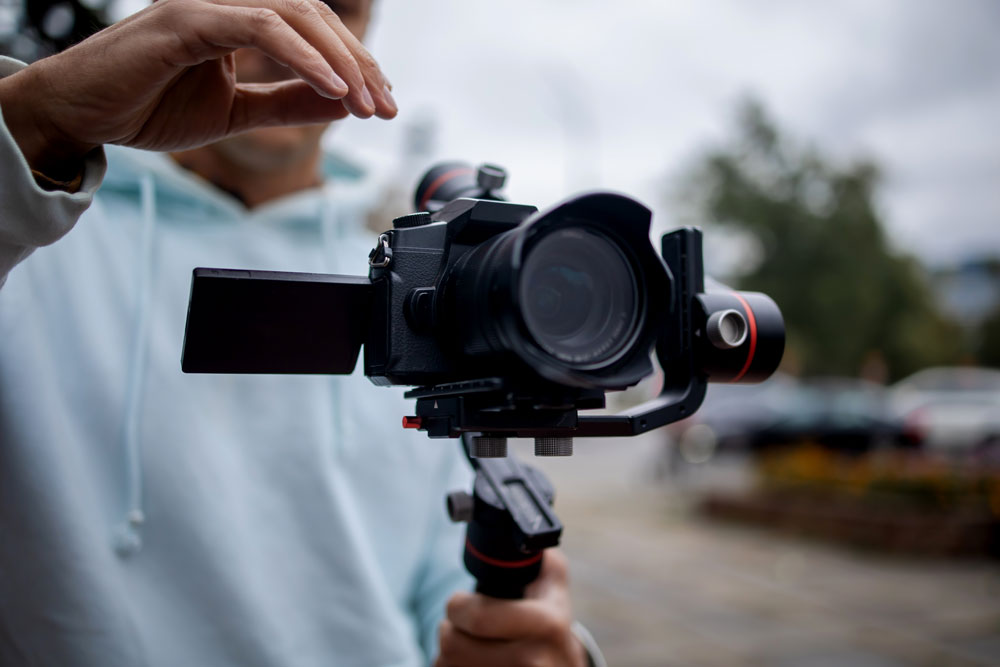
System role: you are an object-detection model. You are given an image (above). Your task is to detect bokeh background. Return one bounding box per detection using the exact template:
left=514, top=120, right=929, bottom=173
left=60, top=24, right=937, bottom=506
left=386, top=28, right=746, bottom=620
left=5, top=1, right=1000, bottom=665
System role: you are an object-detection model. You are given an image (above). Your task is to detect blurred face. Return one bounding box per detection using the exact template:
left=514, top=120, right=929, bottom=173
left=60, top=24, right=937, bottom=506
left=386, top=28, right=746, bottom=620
left=209, top=0, right=374, bottom=171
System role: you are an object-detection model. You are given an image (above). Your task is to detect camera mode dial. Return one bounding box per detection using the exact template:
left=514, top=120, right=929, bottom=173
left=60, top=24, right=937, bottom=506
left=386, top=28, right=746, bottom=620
left=393, top=212, right=433, bottom=229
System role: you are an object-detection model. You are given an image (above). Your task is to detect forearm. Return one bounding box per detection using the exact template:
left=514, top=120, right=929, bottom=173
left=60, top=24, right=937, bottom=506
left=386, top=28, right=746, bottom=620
left=0, top=57, right=106, bottom=287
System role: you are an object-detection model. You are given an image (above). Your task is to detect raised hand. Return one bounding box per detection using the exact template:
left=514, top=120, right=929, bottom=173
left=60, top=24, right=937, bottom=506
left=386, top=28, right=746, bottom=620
left=0, top=0, right=396, bottom=179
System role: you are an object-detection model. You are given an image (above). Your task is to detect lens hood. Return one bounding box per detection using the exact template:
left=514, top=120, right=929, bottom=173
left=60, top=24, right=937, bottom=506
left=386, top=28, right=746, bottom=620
left=446, top=192, right=672, bottom=389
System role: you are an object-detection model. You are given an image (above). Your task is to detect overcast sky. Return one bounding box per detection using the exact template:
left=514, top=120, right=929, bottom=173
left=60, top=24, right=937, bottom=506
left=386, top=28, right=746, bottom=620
left=323, top=0, right=1000, bottom=269
left=110, top=0, right=1000, bottom=268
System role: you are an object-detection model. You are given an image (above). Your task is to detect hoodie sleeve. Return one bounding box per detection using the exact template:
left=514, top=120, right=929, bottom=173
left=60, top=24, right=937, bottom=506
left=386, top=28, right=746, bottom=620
left=0, top=57, right=107, bottom=289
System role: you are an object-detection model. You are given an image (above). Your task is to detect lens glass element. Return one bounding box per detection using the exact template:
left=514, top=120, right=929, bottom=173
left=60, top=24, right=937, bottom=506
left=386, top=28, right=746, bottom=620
left=519, top=228, right=638, bottom=366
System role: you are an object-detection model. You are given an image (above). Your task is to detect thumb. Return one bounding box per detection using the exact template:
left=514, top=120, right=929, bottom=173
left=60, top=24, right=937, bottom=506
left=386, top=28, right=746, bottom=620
left=524, top=548, right=570, bottom=600
left=228, top=81, right=352, bottom=135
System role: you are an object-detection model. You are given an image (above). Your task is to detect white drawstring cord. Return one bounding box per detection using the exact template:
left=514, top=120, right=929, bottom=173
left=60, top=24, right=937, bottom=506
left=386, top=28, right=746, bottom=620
left=113, top=171, right=157, bottom=557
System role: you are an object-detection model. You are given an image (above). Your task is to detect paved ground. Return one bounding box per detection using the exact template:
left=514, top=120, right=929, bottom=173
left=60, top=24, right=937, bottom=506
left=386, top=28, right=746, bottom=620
left=507, top=434, right=1000, bottom=667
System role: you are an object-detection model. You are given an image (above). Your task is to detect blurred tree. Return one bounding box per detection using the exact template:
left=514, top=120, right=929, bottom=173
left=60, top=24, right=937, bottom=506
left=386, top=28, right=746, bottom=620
left=974, top=258, right=1000, bottom=368
left=677, top=99, right=966, bottom=381
left=978, top=303, right=1000, bottom=368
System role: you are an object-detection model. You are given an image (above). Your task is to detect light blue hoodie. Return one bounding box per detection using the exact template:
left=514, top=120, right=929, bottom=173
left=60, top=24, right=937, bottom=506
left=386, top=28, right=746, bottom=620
left=0, top=58, right=472, bottom=666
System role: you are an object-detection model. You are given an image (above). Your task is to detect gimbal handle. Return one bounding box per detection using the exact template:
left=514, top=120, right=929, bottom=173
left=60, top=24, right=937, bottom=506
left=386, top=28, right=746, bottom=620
left=446, top=435, right=562, bottom=599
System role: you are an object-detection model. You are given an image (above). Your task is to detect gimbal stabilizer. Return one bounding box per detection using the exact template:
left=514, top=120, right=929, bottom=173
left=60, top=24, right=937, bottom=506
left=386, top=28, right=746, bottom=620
left=181, top=162, right=785, bottom=600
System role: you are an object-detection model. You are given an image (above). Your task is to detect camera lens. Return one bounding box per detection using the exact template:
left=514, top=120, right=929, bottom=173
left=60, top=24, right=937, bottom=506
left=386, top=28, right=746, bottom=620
left=519, top=228, right=639, bottom=366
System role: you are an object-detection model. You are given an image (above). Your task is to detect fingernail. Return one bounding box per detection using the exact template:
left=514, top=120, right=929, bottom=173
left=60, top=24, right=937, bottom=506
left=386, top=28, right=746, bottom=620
left=361, top=85, right=375, bottom=111
left=330, top=71, right=348, bottom=95
left=382, top=85, right=397, bottom=112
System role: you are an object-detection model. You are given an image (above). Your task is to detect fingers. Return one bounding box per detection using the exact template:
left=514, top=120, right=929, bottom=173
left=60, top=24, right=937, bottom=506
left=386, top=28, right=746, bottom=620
left=174, top=3, right=349, bottom=102
left=524, top=548, right=570, bottom=599
left=311, top=0, right=396, bottom=114
left=446, top=550, right=574, bottom=641
left=228, top=80, right=351, bottom=134
left=437, top=620, right=543, bottom=667
left=446, top=592, right=565, bottom=642
left=210, top=0, right=396, bottom=119
left=440, top=551, right=581, bottom=667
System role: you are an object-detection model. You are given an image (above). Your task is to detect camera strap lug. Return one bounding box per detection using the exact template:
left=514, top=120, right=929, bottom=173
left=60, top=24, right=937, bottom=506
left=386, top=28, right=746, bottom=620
left=368, top=233, right=393, bottom=268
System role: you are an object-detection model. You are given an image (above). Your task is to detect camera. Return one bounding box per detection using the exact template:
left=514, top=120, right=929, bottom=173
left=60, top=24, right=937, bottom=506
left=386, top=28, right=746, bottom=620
left=181, top=163, right=784, bottom=455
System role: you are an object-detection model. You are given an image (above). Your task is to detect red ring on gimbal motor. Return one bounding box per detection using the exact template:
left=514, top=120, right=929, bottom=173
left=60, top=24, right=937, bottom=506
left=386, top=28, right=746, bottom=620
left=730, top=293, right=758, bottom=383
left=418, top=167, right=476, bottom=211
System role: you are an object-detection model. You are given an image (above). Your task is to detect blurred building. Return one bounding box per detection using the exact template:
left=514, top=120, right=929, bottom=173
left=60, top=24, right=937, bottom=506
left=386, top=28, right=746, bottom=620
left=931, top=257, right=1000, bottom=326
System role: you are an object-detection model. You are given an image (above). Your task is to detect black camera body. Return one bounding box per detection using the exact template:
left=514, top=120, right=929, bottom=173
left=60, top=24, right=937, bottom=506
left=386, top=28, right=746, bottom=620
left=181, top=163, right=785, bottom=445
left=364, top=199, right=540, bottom=388
left=366, top=193, right=667, bottom=394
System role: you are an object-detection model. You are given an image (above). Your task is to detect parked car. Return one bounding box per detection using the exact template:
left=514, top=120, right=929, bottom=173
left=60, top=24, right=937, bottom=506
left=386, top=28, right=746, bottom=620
left=667, top=373, right=796, bottom=454
left=889, top=367, right=1000, bottom=457
left=666, top=375, right=911, bottom=470
left=749, top=377, right=912, bottom=454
